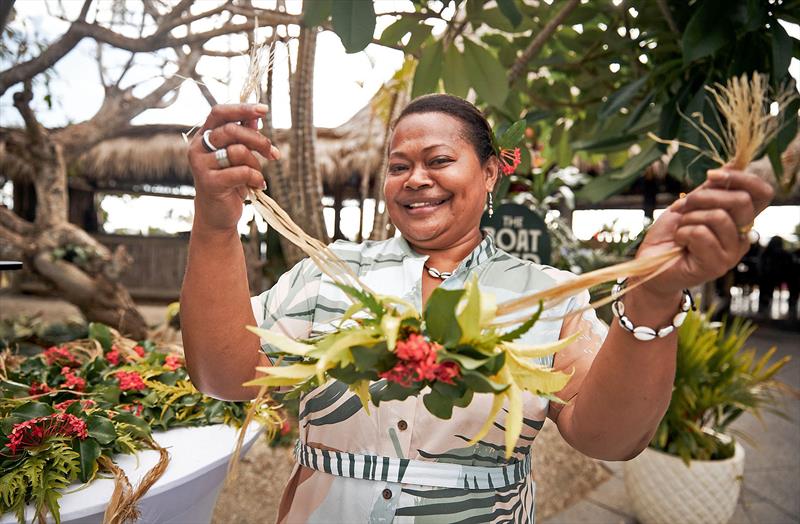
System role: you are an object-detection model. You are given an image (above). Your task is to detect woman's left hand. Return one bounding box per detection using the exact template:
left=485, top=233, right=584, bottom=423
left=634, top=167, right=774, bottom=299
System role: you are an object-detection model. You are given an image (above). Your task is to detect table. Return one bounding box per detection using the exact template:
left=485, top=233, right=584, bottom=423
left=0, top=262, right=22, bottom=271
left=1, top=423, right=263, bottom=524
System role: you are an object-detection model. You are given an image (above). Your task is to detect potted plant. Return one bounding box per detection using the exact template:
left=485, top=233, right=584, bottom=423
left=623, top=309, right=791, bottom=524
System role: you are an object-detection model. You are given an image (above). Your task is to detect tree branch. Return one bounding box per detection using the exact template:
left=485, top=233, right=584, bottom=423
left=508, top=0, right=581, bottom=86
left=12, top=82, right=46, bottom=144
left=0, top=10, right=302, bottom=96
left=78, top=0, right=93, bottom=22
left=656, top=0, right=680, bottom=35
left=0, top=205, right=34, bottom=236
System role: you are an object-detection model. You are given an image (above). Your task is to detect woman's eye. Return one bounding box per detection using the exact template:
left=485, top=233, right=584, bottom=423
left=430, top=157, right=452, bottom=166
left=389, top=164, right=407, bottom=173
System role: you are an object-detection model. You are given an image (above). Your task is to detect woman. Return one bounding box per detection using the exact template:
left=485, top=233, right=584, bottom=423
left=181, top=94, right=773, bottom=523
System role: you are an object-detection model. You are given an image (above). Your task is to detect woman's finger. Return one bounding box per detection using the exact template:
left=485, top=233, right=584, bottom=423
left=202, top=103, right=268, bottom=131
left=203, top=166, right=266, bottom=192
left=673, top=224, right=731, bottom=280
left=678, top=209, right=748, bottom=265
left=672, top=188, right=755, bottom=228
left=198, top=144, right=263, bottom=173
left=706, top=168, right=775, bottom=213
left=208, top=122, right=279, bottom=160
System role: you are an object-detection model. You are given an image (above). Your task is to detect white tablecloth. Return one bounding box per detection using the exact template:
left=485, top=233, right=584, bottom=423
left=1, top=423, right=263, bottom=524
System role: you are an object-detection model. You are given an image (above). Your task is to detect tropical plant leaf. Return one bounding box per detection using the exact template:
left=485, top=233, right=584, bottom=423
left=303, top=0, right=332, bottom=28
left=462, top=38, right=508, bottom=107
left=331, top=0, right=376, bottom=53
left=412, top=40, right=443, bottom=99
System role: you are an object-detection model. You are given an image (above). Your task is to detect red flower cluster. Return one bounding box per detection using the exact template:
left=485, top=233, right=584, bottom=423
left=5, top=413, right=88, bottom=454
left=163, top=355, right=183, bottom=370
left=28, top=381, right=51, bottom=396
left=106, top=347, right=122, bottom=366
left=133, top=345, right=145, bottom=358
left=54, top=399, right=96, bottom=411
left=61, top=367, right=86, bottom=391
left=120, top=403, right=144, bottom=416
left=115, top=371, right=146, bottom=391
left=43, top=346, right=78, bottom=367
left=379, top=334, right=460, bottom=387
left=499, top=147, right=522, bottom=175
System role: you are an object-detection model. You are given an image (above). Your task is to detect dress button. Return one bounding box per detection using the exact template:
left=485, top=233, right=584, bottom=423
left=397, top=419, right=408, bottom=431
left=382, top=488, right=392, bottom=500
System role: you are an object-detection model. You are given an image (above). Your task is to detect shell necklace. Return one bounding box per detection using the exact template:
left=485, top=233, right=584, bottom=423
left=424, top=263, right=454, bottom=280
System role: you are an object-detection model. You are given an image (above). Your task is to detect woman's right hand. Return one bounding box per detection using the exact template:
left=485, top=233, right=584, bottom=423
left=187, top=104, right=281, bottom=232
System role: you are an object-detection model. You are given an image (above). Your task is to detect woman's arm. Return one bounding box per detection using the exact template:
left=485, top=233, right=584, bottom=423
left=181, top=223, right=269, bottom=401
left=180, top=104, right=278, bottom=401
left=550, top=168, right=774, bottom=460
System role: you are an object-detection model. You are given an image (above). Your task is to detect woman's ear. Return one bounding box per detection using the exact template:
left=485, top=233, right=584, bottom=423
left=484, top=156, right=500, bottom=193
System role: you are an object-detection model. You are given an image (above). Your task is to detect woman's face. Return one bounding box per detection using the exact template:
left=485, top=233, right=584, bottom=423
left=384, top=112, right=498, bottom=250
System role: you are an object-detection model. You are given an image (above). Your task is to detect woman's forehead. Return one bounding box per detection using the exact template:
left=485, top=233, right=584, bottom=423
left=389, top=112, right=468, bottom=153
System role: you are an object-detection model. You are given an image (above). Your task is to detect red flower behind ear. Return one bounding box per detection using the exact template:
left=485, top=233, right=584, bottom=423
left=499, top=147, right=521, bottom=175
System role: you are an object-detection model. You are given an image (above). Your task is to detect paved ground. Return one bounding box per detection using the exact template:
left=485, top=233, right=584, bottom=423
left=543, top=325, right=800, bottom=524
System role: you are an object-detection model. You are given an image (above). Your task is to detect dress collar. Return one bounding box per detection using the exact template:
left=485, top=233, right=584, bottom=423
left=395, top=231, right=497, bottom=272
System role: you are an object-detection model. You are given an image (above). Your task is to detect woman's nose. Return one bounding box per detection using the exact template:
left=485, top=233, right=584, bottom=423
left=403, top=165, right=434, bottom=190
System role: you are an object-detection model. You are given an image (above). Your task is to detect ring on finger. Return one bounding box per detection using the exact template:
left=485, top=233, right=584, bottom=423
left=215, top=148, right=231, bottom=169
left=202, top=129, right=219, bottom=152
left=737, top=222, right=754, bottom=236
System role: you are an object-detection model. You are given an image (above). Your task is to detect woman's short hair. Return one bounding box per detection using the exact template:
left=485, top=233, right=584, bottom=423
left=394, top=94, right=495, bottom=164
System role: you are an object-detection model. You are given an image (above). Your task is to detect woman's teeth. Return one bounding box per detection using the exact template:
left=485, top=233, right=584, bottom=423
left=407, top=200, right=444, bottom=208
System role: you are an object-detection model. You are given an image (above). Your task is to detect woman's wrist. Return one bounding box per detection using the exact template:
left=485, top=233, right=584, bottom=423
left=618, top=282, right=683, bottom=331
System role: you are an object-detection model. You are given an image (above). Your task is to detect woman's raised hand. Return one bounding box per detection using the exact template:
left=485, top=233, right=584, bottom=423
left=634, top=167, right=774, bottom=299
left=187, top=104, right=280, bottom=232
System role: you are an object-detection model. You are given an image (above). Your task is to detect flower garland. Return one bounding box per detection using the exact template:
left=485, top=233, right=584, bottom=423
left=0, top=323, right=284, bottom=524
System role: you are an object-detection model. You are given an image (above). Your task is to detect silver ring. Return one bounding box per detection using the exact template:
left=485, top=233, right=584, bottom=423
left=214, top=148, right=230, bottom=169
left=202, top=129, right=218, bottom=152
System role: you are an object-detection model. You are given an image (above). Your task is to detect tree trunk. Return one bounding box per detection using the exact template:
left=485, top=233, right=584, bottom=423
left=286, top=26, right=327, bottom=261
left=1, top=88, right=148, bottom=339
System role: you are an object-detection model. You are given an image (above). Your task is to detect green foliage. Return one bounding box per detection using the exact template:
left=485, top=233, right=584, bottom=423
left=330, top=0, right=376, bottom=53
left=651, top=309, right=791, bottom=464
left=315, top=0, right=798, bottom=200
left=0, top=441, right=79, bottom=524
left=424, top=288, right=465, bottom=346
left=0, top=322, right=260, bottom=524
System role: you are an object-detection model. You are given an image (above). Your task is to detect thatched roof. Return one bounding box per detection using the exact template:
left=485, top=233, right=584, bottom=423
left=0, top=99, right=389, bottom=199
left=76, top=103, right=387, bottom=197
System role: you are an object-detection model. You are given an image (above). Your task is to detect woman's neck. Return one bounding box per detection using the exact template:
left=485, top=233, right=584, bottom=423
left=409, top=229, right=484, bottom=272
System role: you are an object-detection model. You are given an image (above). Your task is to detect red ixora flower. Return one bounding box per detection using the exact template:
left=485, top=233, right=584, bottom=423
left=378, top=334, right=461, bottom=387
left=163, top=355, right=183, bottom=370
left=61, top=367, right=86, bottom=392
left=106, top=347, right=122, bottom=366
left=133, top=345, right=146, bottom=358
left=43, top=346, right=78, bottom=367
left=115, top=371, right=146, bottom=391
left=54, top=398, right=96, bottom=411
left=121, top=403, right=144, bottom=416
left=499, top=147, right=522, bottom=175
left=28, top=381, right=51, bottom=396
left=4, top=413, right=88, bottom=454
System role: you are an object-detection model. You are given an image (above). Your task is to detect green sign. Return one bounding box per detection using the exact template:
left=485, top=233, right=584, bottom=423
left=481, top=203, right=551, bottom=265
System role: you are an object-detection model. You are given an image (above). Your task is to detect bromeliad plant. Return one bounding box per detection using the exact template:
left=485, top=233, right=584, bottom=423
left=0, top=323, right=283, bottom=524
left=651, top=309, right=791, bottom=465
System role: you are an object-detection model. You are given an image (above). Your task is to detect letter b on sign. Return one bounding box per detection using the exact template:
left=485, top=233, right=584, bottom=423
left=481, top=203, right=551, bottom=265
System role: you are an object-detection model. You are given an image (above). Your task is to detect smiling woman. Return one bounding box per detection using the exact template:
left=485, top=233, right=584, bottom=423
left=179, top=94, right=775, bottom=523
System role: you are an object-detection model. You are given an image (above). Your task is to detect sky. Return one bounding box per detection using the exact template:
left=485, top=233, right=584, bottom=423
left=1, top=1, right=798, bottom=244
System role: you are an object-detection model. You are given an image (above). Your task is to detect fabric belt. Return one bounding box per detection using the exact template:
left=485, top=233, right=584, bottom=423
left=294, top=440, right=531, bottom=490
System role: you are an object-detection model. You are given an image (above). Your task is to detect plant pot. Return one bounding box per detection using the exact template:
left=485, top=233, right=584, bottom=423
left=623, top=441, right=745, bottom=524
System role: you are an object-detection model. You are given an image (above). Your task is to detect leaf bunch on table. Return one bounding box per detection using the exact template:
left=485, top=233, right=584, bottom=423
left=0, top=323, right=282, bottom=524
left=246, top=275, right=574, bottom=458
